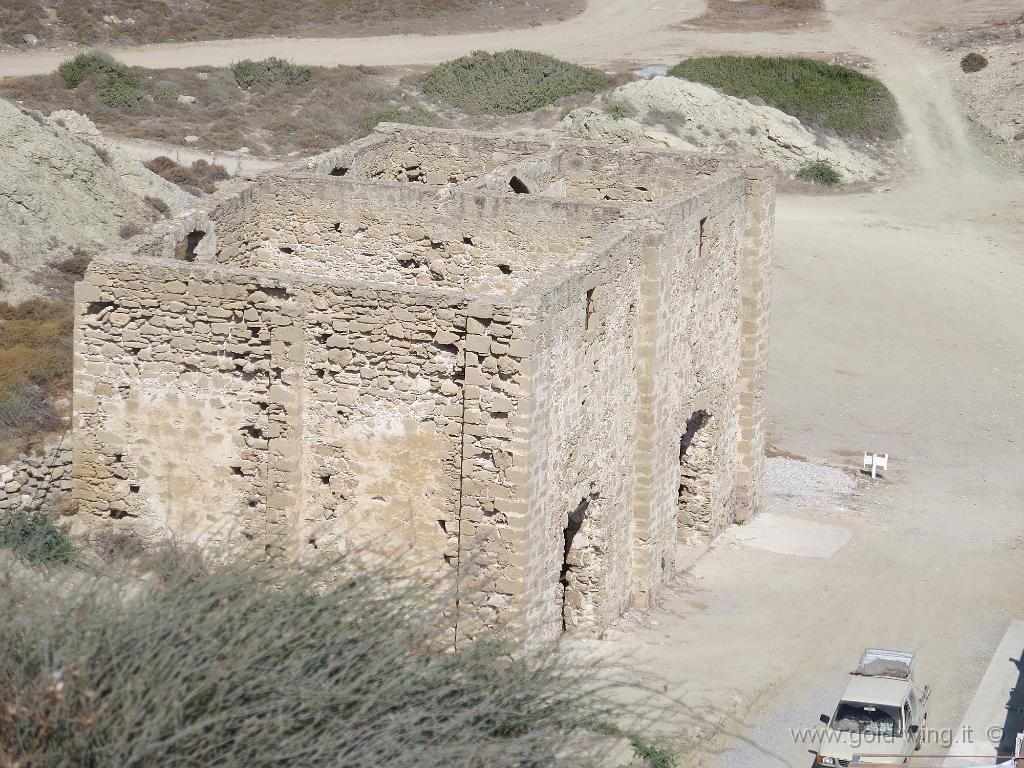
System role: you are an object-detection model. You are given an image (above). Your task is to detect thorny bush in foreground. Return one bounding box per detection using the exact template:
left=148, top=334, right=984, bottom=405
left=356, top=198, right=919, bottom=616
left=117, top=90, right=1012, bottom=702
left=0, top=546, right=638, bottom=768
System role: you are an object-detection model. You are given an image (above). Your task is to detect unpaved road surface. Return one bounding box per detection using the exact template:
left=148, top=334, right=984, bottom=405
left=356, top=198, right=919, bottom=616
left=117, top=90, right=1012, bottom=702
left=3, top=0, right=1023, bottom=765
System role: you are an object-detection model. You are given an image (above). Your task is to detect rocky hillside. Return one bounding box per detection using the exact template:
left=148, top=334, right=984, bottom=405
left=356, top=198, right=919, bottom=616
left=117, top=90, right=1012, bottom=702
left=0, top=98, right=190, bottom=301
left=558, top=76, right=887, bottom=184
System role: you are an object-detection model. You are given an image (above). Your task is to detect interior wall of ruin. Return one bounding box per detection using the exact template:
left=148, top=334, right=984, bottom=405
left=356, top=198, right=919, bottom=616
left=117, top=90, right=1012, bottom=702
left=215, top=177, right=624, bottom=297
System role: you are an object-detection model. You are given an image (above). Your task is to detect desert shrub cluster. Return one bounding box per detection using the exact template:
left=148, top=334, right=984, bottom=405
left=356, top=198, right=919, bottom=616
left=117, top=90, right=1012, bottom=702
left=960, top=52, right=989, bottom=73
left=57, top=51, right=143, bottom=108
left=0, top=0, right=583, bottom=47
left=0, top=60, right=436, bottom=157
left=144, top=156, right=229, bottom=194
left=0, top=509, right=76, bottom=566
left=0, top=546, right=629, bottom=768
left=0, top=300, right=73, bottom=434
left=231, top=57, right=312, bottom=90
left=669, top=56, right=900, bottom=139
left=422, top=50, right=608, bottom=114
left=796, top=158, right=842, bottom=186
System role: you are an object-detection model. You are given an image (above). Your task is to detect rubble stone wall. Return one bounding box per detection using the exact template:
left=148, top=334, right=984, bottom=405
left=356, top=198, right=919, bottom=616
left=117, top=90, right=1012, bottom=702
left=0, top=442, right=73, bottom=515
left=70, top=126, right=774, bottom=645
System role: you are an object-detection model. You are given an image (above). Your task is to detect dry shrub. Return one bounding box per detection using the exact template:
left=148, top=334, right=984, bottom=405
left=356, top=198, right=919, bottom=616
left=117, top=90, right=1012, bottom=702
left=960, top=52, right=989, bottom=72
left=50, top=250, right=92, bottom=278
left=422, top=50, right=609, bottom=114
left=0, top=299, right=73, bottom=402
left=0, top=546, right=634, bottom=767
left=143, top=156, right=227, bottom=193
left=118, top=222, right=145, bottom=239
left=0, top=64, right=422, bottom=157
left=143, top=195, right=171, bottom=217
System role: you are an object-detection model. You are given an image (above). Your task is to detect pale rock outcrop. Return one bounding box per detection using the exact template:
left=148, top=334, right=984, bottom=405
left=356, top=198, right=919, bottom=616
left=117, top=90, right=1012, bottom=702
left=559, top=76, right=885, bottom=182
left=0, top=99, right=190, bottom=300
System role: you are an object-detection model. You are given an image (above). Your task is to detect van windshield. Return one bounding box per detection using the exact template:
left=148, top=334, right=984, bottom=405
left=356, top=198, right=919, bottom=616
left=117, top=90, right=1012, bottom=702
left=831, top=701, right=902, bottom=737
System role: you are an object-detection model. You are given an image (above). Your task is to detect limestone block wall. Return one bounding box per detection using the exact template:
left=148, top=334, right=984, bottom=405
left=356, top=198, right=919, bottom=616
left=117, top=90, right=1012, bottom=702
left=632, top=176, right=748, bottom=612
left=73, top=255, right=302, bottom=549
left=521, top=221, right=648, bottom=640
left=215, top=178, right=623, bottom=297
left=296, top=283, right=469, bottom=572
left=343, top=125, right=552, bottom=185
left=71, top=126, right=775, bottom=645
left=0, top=442, right=73, bottom=515
left=469, top=144, right=729, bottom=203
left=736, top=169, right=776, bottom=518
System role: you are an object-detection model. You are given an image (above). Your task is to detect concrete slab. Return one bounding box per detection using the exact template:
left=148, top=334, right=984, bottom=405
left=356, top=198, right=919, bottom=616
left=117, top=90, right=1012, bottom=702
left=944, top=620, right=1024, bottom=767
left=722, top=513, right=852, bottom=559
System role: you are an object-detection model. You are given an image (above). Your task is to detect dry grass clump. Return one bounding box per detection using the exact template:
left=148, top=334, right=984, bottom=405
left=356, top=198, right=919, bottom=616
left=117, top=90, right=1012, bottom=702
left=144, top=156, right=229, bottom=194
left=0, top=300, right=73, bottom=436
left=0, top=0, right=583, bottom=46
left=0, top=546, right=629, bottom=768
left=0, top=60, right=440, bottom=157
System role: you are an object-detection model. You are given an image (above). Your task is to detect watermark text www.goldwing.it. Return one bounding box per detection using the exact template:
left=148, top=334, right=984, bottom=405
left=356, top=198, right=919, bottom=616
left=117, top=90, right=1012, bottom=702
left=790, top=726, right=1009, bottom=750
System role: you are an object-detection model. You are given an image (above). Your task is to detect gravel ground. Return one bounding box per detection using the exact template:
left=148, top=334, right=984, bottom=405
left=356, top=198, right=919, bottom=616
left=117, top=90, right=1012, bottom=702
left=763, top=457, right=857, bottom=511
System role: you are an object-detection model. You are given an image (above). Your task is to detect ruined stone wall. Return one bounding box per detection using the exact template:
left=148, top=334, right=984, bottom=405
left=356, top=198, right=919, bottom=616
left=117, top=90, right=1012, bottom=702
left=73, top=254, right=300, bottom=549
left=469, top=144, right=729, bottom=202
left=216, top=178, right=623, bottom=297
left=72, top=245, right=539, bottom=640
left=736, top=170, right=776, bottom=518
left=343, top=125, right=552, bottom=185
left=522, top=222, right=648, bottom=640
left=632, top=176, right=748, bottom=609
left=296, top=283, right=469, bottom=572
left=71, top=127, right=774, bottom=645
left=0, top=442, right=73, bottom=515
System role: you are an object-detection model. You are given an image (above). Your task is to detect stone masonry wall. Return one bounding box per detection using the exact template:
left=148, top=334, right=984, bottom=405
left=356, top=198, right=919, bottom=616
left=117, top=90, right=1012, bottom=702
left=215, top=178, right=623, bottom=297
left=71, top=126, right=774, bottom=645
left=0, top=442, right=73, bottom=515
left=522, top=221, right=647, bottom=640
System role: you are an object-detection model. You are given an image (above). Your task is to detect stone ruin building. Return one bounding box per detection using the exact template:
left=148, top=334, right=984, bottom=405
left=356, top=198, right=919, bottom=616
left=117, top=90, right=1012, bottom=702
left=71, top=125, right=775, bottom=644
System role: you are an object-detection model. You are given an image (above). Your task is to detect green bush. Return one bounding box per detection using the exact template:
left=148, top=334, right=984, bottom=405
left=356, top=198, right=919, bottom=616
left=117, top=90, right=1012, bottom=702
left=359, top=106, right=448, bottom=134
left=99, top=78, right=143, bottom=107
left=422, top=49, right=608, bottom=114
left=631, top=737, right=676, bottom=768
left=796, top=158, right=842, bottom=186
left=57, top=51, right=143, bottom=109
left=606, top=104, right=627, bottom=120
left=0, top=547, right=629, bottom=767
left=57, top=52, right=118, bottom=88
left=960, top=52, right=988, bottom=73
left=0, top=509, right=76, bottom=566
left=231, top=57, right=313, bottom=90
left=668, top=56, right=900, bottom=139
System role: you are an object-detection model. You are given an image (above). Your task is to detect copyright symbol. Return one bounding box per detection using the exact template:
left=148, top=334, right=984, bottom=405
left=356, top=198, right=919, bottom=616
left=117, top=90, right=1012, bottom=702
left=987, top=725, right=1003, bottom=742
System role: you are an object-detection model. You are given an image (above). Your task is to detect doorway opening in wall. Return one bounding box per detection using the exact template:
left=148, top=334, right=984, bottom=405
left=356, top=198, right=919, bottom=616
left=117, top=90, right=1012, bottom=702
left=508, top=176, right=531, bottom=194
left=175, top=230, right=206, bottom=262
left=560, top=494, right=593, bottom=632
left=678, top=409, right=714, bottom=544
left=698, top=216, right=709, bottom=259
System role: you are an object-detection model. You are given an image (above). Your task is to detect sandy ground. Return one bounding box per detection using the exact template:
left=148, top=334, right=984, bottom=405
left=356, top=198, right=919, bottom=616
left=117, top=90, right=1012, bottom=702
left=2, top=0, right=1023, bottom=764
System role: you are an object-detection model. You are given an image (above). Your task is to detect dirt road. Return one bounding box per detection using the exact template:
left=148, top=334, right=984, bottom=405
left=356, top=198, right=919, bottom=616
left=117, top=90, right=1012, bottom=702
left=592, top=1, right=1024, bottom=765
left=2, top=0, right=1022, bottom=764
